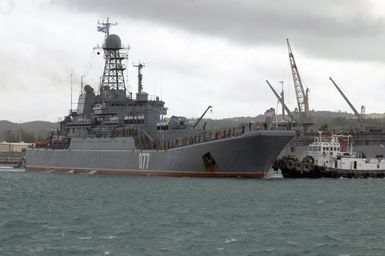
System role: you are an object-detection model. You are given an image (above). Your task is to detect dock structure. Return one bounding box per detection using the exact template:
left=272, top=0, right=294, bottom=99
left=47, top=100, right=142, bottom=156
left=0, top=157, right=23, bottom=167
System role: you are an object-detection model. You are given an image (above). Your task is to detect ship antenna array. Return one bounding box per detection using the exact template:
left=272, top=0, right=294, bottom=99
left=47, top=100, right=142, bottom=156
left=133, top=62, right=145, bottom=94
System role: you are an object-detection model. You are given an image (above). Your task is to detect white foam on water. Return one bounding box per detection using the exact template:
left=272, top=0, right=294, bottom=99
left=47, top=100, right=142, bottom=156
left=265, top=169, right=283, bottom=179
left=101, top=235, right=116, bottom=239
left=224, top=238, right=238, bottom=243
left=78, top=236, right=92, bottom=240
left=0, top=166, right=24, bottom=172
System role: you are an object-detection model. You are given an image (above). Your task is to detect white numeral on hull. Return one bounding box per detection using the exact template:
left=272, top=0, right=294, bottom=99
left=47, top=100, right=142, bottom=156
left=138, top=153, right=150, bottom=169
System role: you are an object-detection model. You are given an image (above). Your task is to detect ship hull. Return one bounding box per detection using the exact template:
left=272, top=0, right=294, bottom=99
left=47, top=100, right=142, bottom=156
left=25, top=130, right=295, bottom=178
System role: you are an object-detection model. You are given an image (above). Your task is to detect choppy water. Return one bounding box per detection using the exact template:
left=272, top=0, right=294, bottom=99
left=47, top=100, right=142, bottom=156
left=1, top=168, right=385, bottom=255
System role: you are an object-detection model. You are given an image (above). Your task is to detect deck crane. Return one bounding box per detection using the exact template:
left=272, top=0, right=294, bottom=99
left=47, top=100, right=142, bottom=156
left=266, top=80, right=295, bottom=121
left=287, top=39, right=310, bottom=121
left=329, top=77, right=363, bottom=126
left=193, top=105, right=213, bottom=128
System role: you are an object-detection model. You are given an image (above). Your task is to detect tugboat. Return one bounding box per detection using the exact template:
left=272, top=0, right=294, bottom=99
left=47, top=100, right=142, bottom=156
left=281, top=132, right=385, bottom=178
left=25, top=19, right=295, bottom=178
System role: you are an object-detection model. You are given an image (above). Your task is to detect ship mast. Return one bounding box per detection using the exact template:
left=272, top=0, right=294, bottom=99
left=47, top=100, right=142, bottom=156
left=97, top=18, right=128, bottom=93
left=133, top=62, right=145, bottom=94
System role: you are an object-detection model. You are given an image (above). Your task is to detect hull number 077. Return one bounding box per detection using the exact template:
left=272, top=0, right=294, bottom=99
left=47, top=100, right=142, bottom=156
left=138, top=152, right=150, bottom=169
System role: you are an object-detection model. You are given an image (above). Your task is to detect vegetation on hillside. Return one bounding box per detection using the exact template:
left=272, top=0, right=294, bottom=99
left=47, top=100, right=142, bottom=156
left=1, top=111, right=385, bottom=142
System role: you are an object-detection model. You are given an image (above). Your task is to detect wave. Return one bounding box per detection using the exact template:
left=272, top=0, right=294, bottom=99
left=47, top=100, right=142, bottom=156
left=0, top=166, right=24, bottom=172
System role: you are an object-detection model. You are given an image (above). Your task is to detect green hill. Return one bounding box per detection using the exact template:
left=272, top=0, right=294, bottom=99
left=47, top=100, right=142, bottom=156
left=1, top=111, right=385, bottom=142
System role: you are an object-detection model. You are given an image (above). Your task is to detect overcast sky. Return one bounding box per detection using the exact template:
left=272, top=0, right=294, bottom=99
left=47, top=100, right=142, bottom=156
left=1, top=0, right=385, bottom=122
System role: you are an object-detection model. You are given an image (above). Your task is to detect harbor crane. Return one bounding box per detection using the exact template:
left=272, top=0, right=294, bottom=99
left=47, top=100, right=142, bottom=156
left=329, top=77, right=363, bottom=126
left=287, top=39, right=310, bottom=121
left=193, top=105, right=213, bottom=128
left=266, top=80, right=295, bottom=121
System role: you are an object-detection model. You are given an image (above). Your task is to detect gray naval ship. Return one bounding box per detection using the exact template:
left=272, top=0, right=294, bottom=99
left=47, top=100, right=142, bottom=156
left=25, top=20, right=295, bottom=178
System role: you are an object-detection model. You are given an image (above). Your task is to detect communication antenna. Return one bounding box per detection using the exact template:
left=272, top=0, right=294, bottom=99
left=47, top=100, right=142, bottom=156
left=97, top=17, right=117, bottom=37
left=133, top=62, right=145, bottom=94
left=126, top=42, right=130, bottom=96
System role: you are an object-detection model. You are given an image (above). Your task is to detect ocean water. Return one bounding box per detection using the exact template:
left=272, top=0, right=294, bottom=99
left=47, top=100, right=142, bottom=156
left=1, top=168, right=385, bottom=256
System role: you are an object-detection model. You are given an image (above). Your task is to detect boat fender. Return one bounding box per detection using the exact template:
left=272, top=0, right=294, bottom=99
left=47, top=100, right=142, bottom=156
left=272, top=161, right=279, bottom=171
left=302, top=162, right=311, bottom=172
left=286, top=159, right=295, bottom=170
left=294, top=161, right=302, bottom=171
left=277, top=159, right=286, bottom=169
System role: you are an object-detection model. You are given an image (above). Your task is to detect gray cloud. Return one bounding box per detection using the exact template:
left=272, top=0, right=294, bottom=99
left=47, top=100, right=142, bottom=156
left=55, top=0, right=385, bottom=62
left=0, top=0, right=15, bottom=15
